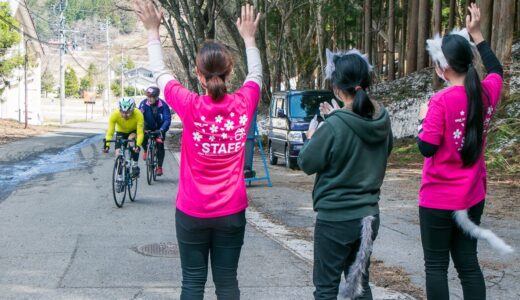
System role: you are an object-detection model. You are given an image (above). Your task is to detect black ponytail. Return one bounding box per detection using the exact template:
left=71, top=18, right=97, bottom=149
left=331, top=54, right=374, bottom=118
left=461, top=65, right=484, bottom=166
left=441, top=34, right=484, bottom=166
left=352, top=89, right=375, bottom=118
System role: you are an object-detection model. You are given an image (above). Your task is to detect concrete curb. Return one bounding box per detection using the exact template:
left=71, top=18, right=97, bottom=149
left=172, top=151, right=416, bottom=300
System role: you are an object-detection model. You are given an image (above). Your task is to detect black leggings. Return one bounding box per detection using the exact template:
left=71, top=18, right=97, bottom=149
left=175, top=209, right=246, bottom=300
left=419, top=201, right=485, bottom=300
left=115, top=132, right=139, bottom=162
left=142, top=133, right=166, bottom=167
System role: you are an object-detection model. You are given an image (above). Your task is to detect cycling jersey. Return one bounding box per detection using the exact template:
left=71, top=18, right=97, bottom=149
left=105, top=109, right=144, bottom=147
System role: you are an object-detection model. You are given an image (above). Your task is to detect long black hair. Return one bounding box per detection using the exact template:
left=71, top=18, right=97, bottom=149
left=331, top=54, right=374, bottom=118
left=441, top=34, right=483, bottom=166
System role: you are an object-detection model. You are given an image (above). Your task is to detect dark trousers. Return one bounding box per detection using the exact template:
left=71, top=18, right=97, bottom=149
left=419, top=201, right=486, bottom=300
left=115, top=132, right=138, bottom=162
left=175, top=209, right=246, bottom=300
left=313, top=215, right=380, bottom=300
left=142, top=132, right=166, bottom=167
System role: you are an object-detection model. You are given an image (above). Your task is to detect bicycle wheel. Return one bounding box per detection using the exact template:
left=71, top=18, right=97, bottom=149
left=128, top=169, right=138, bottom=201
left=112, top=156, right=126, bottom=208
left=152, top=146, right=158, bottom=181
left=146, top=142, right=154, bottom=185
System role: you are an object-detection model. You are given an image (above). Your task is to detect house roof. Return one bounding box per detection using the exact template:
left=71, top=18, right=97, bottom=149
left=8, top=0, right=45, bottom=55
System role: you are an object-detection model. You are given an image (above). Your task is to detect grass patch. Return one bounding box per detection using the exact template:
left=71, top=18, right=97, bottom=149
left=388, top=138, right=423, bottom=168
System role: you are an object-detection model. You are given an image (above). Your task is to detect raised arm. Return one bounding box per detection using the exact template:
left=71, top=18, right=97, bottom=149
left=236, top=4, right=262, bottom=88
left=134, top=0, right=175, bottom=91
left=466, top=3, right=503, bottom=77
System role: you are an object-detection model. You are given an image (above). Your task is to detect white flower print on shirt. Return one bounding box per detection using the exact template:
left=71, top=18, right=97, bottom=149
left=193, top=132, right=202, bottom=142
left=209, top=136, right=215, bottom=142
left=225, top=120, right=234, bottom=131
left=201, top=116, right=206, bottom=121
left=210, top=124, right=219, bottom=134
left=222, top=133, right=228, bottom=139
left=235, top=128, right=246, bottom=140
left=215, top=115, right=223, bottom=123
left=460, top=111, right=465, bottom=116
left=230, top=112, right=235, bottom=117
left=239, top=115, right=248, bottom=126
left=453, top=129, right=462, bottom=139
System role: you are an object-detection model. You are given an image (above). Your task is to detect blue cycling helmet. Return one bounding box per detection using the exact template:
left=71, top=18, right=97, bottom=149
left=146, top=86, right=160, bottom=98
left=119, top=97, right=135, bottom=112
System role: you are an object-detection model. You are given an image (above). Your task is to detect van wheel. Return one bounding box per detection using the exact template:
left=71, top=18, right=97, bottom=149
left=268, top=142, right=278, bottom=165
left=285, top=145, right=298, bottom=170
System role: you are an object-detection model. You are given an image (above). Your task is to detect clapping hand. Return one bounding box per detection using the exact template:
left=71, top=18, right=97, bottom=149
left=319, top=99, right=341, bottom=119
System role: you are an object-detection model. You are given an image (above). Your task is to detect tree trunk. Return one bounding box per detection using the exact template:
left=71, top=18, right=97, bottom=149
left=478, top=0, right=493, bottom=42
left=432, top=0, right=442, bottom=90
left=417, top=0, right=429, bottom=70
left=364, top=0, right=372, bottom=63
left=399, top=0, right=407, bottom=77
left=495, top=0, right=516, bottom=99
left=433, top=0, right=442, bottom=35
left=516, top=0, right=520, bottom=34
left=256, top=0, right=272, bottom=107
left=387, top=0, right=395, bottom=80
left=316, top=1, right=325, bottom=88
left=491, top=1, right=501, bottom=51
left=406, top=0, right=418, bottom=74
left=448, top=0, right=456, bottom=32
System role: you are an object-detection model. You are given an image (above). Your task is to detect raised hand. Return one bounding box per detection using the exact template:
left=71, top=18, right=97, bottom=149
left=134, top=0, right=163, bottom=39
left=236, top=4, right=261, bottom=48
left=319, top=99, right=341, bottom=118
left=466, top=3, right=484, bottom=44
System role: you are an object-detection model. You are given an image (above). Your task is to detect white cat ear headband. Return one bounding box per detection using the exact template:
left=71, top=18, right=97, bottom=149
left=324, top=48, right=373, bottom=80
left=426, top=28, right=476, bottom=70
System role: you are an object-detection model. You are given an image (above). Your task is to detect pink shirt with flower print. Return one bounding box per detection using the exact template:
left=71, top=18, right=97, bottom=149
left=164, top=80, right=260, bottom=218
left=418, top=73, right=502, bottom=210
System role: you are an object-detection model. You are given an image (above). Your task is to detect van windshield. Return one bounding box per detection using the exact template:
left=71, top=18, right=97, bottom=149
left=289, top=94, right=336, bottom=119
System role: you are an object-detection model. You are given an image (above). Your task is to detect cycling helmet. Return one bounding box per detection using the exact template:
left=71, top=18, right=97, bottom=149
left=146, top=86, right=160, bottom=98
left=119, top=97, right=135, bottom=112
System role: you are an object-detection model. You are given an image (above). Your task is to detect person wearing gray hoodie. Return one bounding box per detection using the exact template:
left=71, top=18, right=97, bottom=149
left=298, top=49, right=392, bottom=300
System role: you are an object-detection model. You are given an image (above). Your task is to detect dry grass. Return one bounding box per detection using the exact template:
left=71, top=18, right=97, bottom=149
left=0, top=119, right=51, bottom=145
left=370, top=259, right=425, bottom=299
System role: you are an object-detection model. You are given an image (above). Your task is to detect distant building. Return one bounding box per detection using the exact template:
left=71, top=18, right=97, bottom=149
left=124, top=67, right=155, bottom=96
left=0, top=0, right=44, bottom=125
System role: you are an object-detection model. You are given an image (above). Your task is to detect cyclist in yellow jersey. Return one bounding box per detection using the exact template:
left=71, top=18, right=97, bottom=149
left=103, top=97, right=144, bottom=177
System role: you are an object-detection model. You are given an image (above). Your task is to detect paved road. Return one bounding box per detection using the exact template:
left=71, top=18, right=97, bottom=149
left=0, top=121, right=410, bottom=299
left=248, top=162, right=520, bottom=300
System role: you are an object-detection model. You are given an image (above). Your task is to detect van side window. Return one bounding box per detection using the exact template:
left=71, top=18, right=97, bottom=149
left=276, top=97, right=284, bottom=116
left=271, top=98, right=279, bottom=117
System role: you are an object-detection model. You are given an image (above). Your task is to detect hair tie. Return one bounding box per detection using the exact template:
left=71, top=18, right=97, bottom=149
left=355, top=86, right=362, bottom=91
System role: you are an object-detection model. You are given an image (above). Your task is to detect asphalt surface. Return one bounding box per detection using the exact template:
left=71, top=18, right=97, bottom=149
left=0, top=120, right=412, bottom=299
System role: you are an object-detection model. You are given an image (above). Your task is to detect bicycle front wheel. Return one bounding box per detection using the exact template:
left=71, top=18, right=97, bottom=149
left=146, top=143, right=154, bottom=185
left=112, top=156, right=126, bottom=208
left=128, top=172, right=138, bottom=201
left=152, top=147, right=158, bottom=181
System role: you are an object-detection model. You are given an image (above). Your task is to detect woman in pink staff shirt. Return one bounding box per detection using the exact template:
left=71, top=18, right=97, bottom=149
left=417, top=4, right=512, bottom=300
left=134, top=1, right=261, bottom=299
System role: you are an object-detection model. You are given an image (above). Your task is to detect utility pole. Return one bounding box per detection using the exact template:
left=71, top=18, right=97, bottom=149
left=121, top=48, right=124, bottom=97
left=24, top=38, right=29, bottom=129
left=57, top=0, right=67, bottom=125
left=104, top=19, right=111, bottom=115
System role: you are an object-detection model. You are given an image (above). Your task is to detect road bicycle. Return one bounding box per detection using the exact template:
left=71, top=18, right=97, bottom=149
left=104, top=137, right=139, bottom=208
left=145, top=130, right=162, bottom=185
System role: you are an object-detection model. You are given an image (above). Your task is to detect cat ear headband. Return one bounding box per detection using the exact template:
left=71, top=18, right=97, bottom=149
left=426, top=28, right=476, bottom=70
left=324, top=48, right=373, bottom=80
